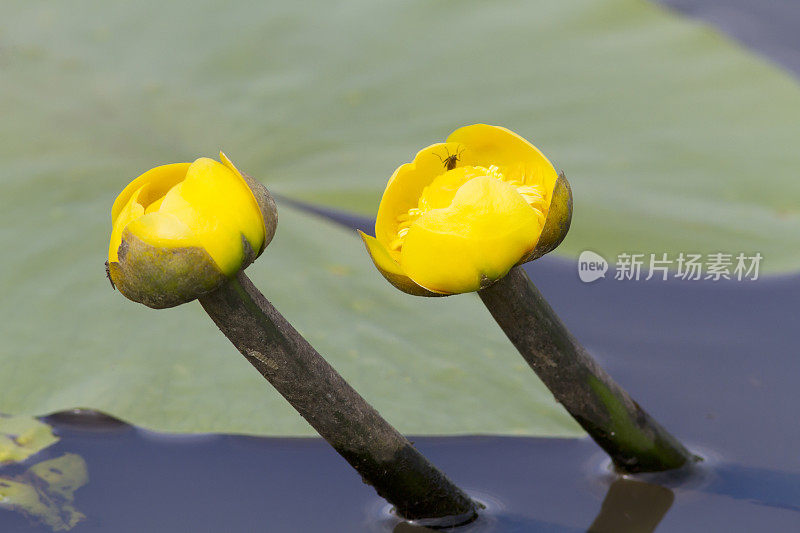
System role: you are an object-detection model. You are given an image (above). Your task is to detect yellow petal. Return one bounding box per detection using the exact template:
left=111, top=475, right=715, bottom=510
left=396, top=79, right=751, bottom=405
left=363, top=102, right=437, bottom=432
left=124, top=210, right=194, bottom=247
left=144, top=194, right=166, bottom=214
left=219, top=151, right=275, bottom=255
left=219, top=151, right=241, bottom=176
left=183, top=157, right=266, bottom=271
left=400, top=176, right=544, bottom=294
left=447, top=124, right=558, bottom=206
left=108, top=185, right=145, bottom=262
left=107, top=155, right=275, bottom=308
left=221, top=151, right=278, bottom=255
left=141, top=157, right=265, bottom=275
left=359, top=231, right=443, bottom=297
left=111, top=163, right=190, bottom=225
left=375, top=142, right=464, bottom=257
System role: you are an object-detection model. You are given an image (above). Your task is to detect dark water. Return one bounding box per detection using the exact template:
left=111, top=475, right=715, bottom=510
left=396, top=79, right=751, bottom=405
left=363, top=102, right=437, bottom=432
left=658, top=0, right=800, bottom=78
left=0, top=409, right=796, bottom=532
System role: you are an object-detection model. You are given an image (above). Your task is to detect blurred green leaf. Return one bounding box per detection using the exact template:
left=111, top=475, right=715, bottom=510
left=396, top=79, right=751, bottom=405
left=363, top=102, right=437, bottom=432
left=0, top=416, right=59, bottom=464
left=3, top=0, right=799, bottom=270
left=1, top=0, right=799, bottom=436
left=0, top=453, right=88, bottom=531
left=0, top=202, right=582, bottom=436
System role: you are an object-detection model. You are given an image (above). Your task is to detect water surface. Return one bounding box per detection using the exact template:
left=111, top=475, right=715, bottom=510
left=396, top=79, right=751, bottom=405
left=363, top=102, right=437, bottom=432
left=1, top=409, right=797, bottom=532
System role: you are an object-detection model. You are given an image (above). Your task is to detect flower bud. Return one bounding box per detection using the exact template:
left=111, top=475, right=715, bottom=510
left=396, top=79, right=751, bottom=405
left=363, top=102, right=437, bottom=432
left=106, top=153, right=277, bottom=308
left=360, top=124, right=572, bottom=296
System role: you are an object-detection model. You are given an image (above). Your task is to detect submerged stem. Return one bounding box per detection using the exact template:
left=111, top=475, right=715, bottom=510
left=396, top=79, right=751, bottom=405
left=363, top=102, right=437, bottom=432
left=199, top=272, right=477, bottom=523
left=478, top=266, right=695, bottom=473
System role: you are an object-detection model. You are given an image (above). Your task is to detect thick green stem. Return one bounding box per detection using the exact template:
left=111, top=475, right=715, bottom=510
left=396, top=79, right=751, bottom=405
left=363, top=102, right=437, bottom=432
left=199, top=272, right=477, bottom=524
left=478, top=266, right=695, bottom=473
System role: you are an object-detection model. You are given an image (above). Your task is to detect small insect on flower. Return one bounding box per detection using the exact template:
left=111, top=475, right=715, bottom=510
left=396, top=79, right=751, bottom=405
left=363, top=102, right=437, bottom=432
left=435, top=146, right=465, bottom=171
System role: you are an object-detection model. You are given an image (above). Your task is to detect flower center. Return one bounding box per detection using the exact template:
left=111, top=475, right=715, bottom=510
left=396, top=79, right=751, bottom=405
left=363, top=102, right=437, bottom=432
left=390, top=165, right=547, bottom=253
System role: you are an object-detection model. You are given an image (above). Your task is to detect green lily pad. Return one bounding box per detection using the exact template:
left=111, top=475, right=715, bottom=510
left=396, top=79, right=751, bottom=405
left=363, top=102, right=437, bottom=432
left=0, top=416, right=59, bottom=465
left=2, top=0, right=799, bottom=437
left=0, top=200, right=582, bottom=436
left=3, top=1, right=798, bottom=271
left=0, top=453, right=88, bottom=531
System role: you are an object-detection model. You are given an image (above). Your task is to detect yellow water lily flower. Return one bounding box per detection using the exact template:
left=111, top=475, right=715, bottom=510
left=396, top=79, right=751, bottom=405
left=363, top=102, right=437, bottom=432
left=106, top=153, right=277, bottom=308
left=360, top=124, right=572, bottom=295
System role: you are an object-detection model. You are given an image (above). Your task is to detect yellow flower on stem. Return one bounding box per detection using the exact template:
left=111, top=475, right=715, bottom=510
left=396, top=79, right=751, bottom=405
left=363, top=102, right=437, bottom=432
left=360, top=125, right=693, bottom=473
left=106, top=153, right=277, bottom=309
left=360, top=124, right=572, bottom=296
left=103, top=154, right=478, bottom=521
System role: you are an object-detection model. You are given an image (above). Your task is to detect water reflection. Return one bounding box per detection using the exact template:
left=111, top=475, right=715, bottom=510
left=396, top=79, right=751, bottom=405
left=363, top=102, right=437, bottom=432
left=584, top=461, right=800, bottom=532
left=587, top=478, right=674, bottom=533
left=392, top=514, right=583, bottom=532
left=393, top=522, right=436, bottom=532
left=343, top=455, right=800, bottom=531
left=392, top=515, right=582, bottom=532
left=388, top=479, right=674, bottom=532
